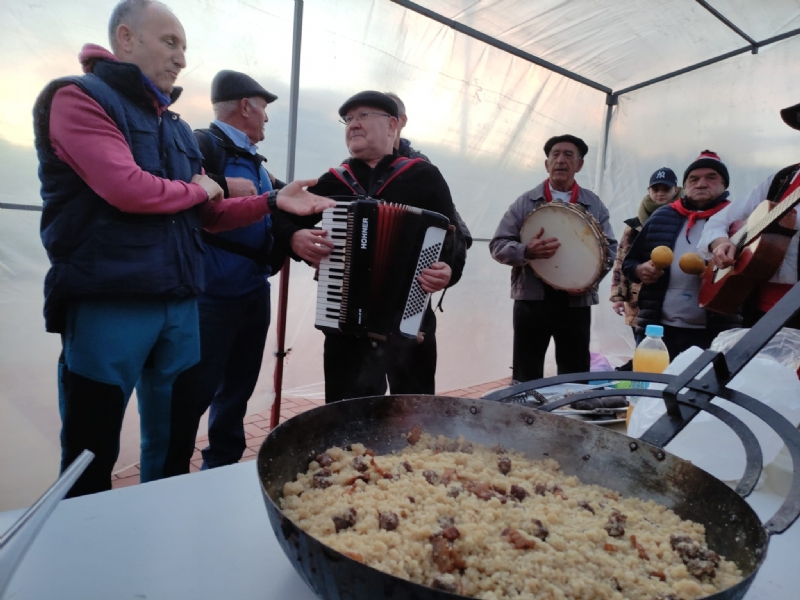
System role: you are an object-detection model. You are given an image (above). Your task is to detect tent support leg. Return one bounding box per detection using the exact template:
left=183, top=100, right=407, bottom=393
left=597, top=94, right=617, bottom=193
left=271, top=0, right=304, bottom=431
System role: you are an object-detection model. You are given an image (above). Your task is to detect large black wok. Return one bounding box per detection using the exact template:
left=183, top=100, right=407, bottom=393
left=259, top=393, right=789, bottom=600
left=257, top=285, right=800, bottom=599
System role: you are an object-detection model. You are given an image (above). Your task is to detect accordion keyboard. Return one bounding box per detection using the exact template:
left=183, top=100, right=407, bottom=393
left=315, top=200, right=351, bottom=331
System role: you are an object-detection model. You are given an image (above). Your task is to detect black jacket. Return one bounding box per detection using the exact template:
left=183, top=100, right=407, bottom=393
left=397, top=138, right=473, bottom=249
left=274, top=151, right=467, bottom=287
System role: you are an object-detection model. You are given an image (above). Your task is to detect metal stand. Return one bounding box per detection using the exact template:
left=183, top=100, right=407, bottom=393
left=0, top=450, right=93, bottom=598
left=484, top=282, right=800, bottom=534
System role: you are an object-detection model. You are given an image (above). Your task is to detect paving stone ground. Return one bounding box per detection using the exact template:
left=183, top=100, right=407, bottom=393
left=111, top=377, right=512, bottom=488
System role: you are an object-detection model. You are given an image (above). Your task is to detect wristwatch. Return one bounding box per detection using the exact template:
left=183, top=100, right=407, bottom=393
left=267, top=190, right=279, bottom=212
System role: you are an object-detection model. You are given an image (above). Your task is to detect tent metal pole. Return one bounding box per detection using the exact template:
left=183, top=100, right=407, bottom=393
left=271, top=0, right=304, bottom=430
left=389, top=0, right=611, bottom=94
left=616, top=27, right=800, bottom=97
left=597, top=94, right=617, bottom=194
left=695, top=0, right=757, bottom=49
left=615, top=45, right=752, bottom=97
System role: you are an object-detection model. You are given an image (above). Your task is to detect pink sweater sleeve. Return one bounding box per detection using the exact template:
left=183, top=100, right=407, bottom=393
left=198, top=194, right=271, bottom=233
left=49, top=85, right=209, bottom=214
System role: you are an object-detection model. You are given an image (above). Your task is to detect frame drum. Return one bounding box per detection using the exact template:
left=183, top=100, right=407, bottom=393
left=519, top=202, right=610, bottom=293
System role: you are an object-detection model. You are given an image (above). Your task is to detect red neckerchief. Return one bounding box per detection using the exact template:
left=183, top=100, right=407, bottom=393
left=670, top=197, right=729, bottom=239
left=542, top=180, right=579, bottom=204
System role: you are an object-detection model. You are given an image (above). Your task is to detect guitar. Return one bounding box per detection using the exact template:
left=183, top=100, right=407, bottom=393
left=699, top=185, right=800, bottom=315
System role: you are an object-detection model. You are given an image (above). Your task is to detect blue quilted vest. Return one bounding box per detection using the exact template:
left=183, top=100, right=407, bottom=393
left=194, top=124, right=273, bottom=298
left=622, top=198, right=741, bottom=337
left=33, top=59, right=205, bottom=333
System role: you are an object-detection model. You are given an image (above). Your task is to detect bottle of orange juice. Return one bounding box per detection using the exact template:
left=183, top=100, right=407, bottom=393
left=627, top=325, right=670, bottom=427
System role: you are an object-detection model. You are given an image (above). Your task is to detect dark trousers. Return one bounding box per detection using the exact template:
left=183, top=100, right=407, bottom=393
left=59, top=363, right=200, bottom=498
left=58, top=298, right=201, bottom=497
left=512, top=292, right=591, bottom=383
left=176, top=287, right=270, bottom=469
left=323, top=316, right=437, bottom=403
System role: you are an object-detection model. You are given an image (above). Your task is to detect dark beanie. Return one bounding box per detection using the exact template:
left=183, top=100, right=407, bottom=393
left=338, top=91, right=399, bottom=118
left=211, top=70, right=277, bottom=104
left=543, top=134, right=589, bottom=158
left=683, top=150, right=730, bottom=188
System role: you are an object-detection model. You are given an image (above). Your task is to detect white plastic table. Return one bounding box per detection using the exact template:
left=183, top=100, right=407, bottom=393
left=1, top=459, right=798, bottom=599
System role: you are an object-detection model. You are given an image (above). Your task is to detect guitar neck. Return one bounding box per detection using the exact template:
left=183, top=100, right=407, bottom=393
left=736, top=185, right=800, bottom=249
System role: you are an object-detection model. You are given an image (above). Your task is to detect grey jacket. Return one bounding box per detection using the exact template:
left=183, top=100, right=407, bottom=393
left=489, top=181, right=618, bottom=306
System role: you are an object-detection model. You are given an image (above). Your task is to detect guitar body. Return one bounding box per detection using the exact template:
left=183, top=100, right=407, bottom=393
left=699, top=201, right=797, bottom=315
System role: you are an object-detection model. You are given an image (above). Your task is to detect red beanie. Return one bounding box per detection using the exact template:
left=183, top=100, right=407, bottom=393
left=683, top=150, right=730, bottom=188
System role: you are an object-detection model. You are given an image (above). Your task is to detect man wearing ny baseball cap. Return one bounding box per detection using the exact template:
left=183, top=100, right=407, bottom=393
left=609, top=167, right=681, bottom=352
left=702, top=103, right=800, bottom=329
left=623, top=151, right=741, bottom=358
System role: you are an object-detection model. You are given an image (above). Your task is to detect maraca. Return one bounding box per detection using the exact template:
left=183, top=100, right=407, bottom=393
left=678, top=252, right=707, bottom=275
left=650, top=246, right=673, bottom=270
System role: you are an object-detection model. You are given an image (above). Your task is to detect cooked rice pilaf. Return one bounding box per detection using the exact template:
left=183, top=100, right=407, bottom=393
left=281, top=428, right=742, bottom=600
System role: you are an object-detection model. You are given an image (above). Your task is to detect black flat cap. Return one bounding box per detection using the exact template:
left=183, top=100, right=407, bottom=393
left=780, top=102, right=800, bottom=131
left=211, top=70, right=277, bottom=104
left=338, top=90, right=398, bottom=118
left=543, top=134, right=589, bottom=158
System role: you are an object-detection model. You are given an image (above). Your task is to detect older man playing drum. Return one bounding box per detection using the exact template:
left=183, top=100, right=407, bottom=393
left=490, top=135, right=617, bottom=383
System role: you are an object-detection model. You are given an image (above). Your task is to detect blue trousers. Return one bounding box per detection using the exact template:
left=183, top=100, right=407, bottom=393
left=58, top=298, right=201, bottom=497
left=182, top=286, right=270, bottom=468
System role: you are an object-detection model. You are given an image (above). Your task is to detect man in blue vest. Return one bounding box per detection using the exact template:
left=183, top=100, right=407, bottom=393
left=32, top=0, right=333, bottom=496
left=180, top=70, right=287, bottom=469
left=623, top=151, right=741, bottom=358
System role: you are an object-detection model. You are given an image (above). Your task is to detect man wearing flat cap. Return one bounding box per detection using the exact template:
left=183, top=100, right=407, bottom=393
left=175, top=69, right=302, bottom=469
left=490, top=135, right=617, bottom=382
left=280, top=90, right=467, bottom=403
left=701, top=103, right=800, bottom=329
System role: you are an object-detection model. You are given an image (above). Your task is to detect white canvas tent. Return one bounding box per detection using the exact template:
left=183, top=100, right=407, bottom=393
left=2, top=0, right=800, bottom=510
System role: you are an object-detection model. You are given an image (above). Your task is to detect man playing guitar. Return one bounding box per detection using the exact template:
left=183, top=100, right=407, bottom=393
left=700, top=102, right=800, bottom=328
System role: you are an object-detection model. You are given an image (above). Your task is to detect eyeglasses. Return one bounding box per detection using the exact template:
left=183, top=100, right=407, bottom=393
left=339, top=111, right=392, bottom=126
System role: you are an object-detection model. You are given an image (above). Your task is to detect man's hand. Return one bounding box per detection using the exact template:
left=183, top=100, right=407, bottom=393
left=418, top=262, right=451, bottom=293
left=290, top=229, right=335, bottom=267
left=276, top=179, right=336, bottom=216
left=710, top=237, right=737, bottom=269
left=612, top=301, right=625, bottom=316
left=226, top=177, right=257, bottom=198
left=524, top=227, right=560, bottom=259
left=635, top=261, right=664, bottom=285
left=192, top=174, right=224, bottom=203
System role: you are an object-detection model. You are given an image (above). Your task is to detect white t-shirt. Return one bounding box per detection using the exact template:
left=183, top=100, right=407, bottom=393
left=548, top=183, right=572, bottom=203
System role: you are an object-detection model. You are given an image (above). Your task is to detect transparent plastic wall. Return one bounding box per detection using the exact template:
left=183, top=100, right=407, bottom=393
left=0, top=0, right=301, bottom=509
left=0, top=0, right=605, bottom=509
left=5, top=0, right=797, bottom=510
left=279, top=0, right=607, bottom=406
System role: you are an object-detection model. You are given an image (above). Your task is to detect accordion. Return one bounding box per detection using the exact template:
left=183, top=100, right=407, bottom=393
left=315, top=199, right=450, bottom=340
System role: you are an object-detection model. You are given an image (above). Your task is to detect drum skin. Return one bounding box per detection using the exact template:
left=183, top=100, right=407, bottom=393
left=520, top=203, right=610, bottom=293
